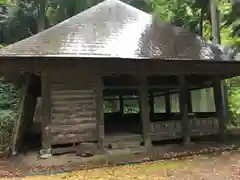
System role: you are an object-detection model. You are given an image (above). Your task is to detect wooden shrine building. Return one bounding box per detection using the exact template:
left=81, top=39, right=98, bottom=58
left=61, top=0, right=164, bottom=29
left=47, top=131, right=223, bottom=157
left=0, top=0, right=240, bottom=158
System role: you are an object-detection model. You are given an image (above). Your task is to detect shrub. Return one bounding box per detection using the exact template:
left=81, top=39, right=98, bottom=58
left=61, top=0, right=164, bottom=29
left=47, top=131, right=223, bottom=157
left=0, top=76, right=19, bottom=147
left=228, top=77, right=240, bottom=126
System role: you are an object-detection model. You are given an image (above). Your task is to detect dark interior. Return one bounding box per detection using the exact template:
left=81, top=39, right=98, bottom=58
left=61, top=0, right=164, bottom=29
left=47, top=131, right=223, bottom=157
left=20, top=74, right=42, bottom=153
left=104, top=112, right=142, bottom=134
left=103, top=89, right=142, bottom=135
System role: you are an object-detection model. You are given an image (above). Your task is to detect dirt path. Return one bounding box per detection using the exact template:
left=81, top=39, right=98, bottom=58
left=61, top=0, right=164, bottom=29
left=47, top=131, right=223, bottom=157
left=1, top=151, right=240, bottom=180
left=0, top=160, right=23, bottom=178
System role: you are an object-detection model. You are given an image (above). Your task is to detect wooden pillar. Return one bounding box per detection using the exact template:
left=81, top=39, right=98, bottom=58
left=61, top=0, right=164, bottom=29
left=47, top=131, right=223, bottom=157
left=164, top=91, right=171, bottom=115
left=11, top=73, right=30, bottom=155
left=119, top=95, right=124, bottom=116
left=178, top=75, right=191, bottom=145
left=95, top=75, right=105, bottom=151
left=187, top=90, right=193, bottom=113
left=139, top=76, right=152, bottom=148
left=149, top=92, right=154, bottom=115
left=213, top=75, right=227, bottom=140
left=40, top=68, right=52, bottom=159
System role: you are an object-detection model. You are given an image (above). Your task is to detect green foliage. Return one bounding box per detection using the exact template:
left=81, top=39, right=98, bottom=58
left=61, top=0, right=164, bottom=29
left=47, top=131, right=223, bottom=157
left=0, top=76, right=19, bottom=144
left=0, top=109, right=16, bottom=143
left=150, top=0, right=239, bottom=125
left=46, top=0, right=96, bottom=26
left=227, top=77, right=240, bottom=126
left=150, top=0, right=210, bottom=35
left=0, top=76, right=19, bottom=110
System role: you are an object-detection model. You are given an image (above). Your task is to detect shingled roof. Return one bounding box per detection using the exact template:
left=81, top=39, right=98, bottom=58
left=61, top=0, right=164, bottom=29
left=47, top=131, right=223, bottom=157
left=0, top=0, right=225, bottom=60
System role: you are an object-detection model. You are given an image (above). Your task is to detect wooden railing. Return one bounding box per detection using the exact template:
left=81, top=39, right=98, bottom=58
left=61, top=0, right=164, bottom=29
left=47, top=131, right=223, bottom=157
left=150, top=118, right=219, bottom=141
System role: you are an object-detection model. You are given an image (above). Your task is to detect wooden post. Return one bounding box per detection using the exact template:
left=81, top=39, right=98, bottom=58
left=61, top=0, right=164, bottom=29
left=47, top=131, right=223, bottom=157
left=95, top=75, right=105, bottom=151
left=149, top=92, right=154, bottom=115
left=40, top=68, right=52, bottom=159
left=11, top=74, right=30, bottom=155
left=139, top=76, right=152, bottom=148
left=164, top=91, right=171, bottom=115
left=178, top=75, right=191, bottom=145
left=213, top=75, right=227, bottom=140
left=187, top=90, right=193, bottom=113
left=119, top=95, right=124, bottom=116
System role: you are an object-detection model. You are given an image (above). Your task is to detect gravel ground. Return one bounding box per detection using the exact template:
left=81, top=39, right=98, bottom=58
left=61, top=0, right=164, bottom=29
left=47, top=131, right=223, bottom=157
left=1, top=151, right=240, bottom=180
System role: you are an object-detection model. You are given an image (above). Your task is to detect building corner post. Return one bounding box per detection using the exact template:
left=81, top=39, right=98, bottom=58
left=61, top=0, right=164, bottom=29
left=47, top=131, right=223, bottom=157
left=40, top=68, right=52, bottom=159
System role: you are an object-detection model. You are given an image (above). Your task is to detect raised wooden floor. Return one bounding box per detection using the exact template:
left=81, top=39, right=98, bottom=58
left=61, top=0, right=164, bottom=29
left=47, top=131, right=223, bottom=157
left=104, top=133, right=143, bottom=149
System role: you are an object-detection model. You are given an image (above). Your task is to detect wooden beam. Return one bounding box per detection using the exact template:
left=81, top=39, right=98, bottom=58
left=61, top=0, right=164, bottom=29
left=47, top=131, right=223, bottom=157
left=40, top=68, right=52, bottom=159
left=178, top=75, right=191, bottom=145
left=3, top=58, right=240, bottom=77
left=95, top=75, right=105, bottom=151
left=213, top=75, right=227, bottom=140
left=164, top=91, right=171, bottom=115
left=139, top=76, right=152, bottom=148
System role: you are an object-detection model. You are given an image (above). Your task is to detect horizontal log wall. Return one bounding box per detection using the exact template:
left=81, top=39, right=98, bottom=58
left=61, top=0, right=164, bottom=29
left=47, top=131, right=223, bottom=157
left=150, top=118, right=218, bottom=141
left=50, top=71, right=97, bottom=145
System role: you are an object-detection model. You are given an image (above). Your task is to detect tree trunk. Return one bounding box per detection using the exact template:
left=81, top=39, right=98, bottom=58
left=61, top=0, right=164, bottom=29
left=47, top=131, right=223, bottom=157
left=199, top=8, right=204, bottom=37
left=15, top=0, right=21, bottom=6
left=38, top=0, right=46, bottom=32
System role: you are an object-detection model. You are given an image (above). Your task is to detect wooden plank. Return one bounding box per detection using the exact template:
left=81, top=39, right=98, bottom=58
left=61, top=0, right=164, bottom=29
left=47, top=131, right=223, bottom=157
left=51, top=109, right=96, bottom=116
left=51, top=117, right=96, bottom=125
left=213, top=75, right=227, bottom=140
left=52, top=94, right=95, bottom=102
left=104, top=134, right=142, bottom=143
left=104, top=86, right=141, bottom=90
left=11, top=74, right=30, bottom=155
left=51, top=123, right=96, bottom=135
left=149, top=117, right=219, bottom=141
left=51, top=83, right=93, bottom=90
left=52, top=89, right=95, bottom=95
left=52, top=146, right=76, bottom=155
left=95, top=75, right=104, bottom=150
left=108, top=141, right=141, bottom=149
left=52, top=94, right=96, bottom=101
left=52, top=102, right=96, bottom=108
left=52, top=98, right=95, bottom=103
left=178, top=75, right=190, bottom=145
left=52, top=132, right=97, bottom=145
left=40, top=68, right=52, bottom=158
left=50, top=77, right=98, bottom=147
left=139, top=76, right=152, bottom=148
left=164, top=91, right=171, bottom=114
left=51, top=106, right=96, bottom=112
left=104, top=134, right=142, bottom=149
left=190, top=118, right=219, bottom=136
left=52, top=73, right=94, bottom=84
left=51, top=112, right=96, bottom=118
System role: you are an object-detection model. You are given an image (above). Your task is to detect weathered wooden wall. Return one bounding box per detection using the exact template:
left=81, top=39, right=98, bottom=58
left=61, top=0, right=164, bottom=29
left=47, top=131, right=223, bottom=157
left=50, top=71, right=97, bottom=146
left=150, top=117, right=218, bottom=141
